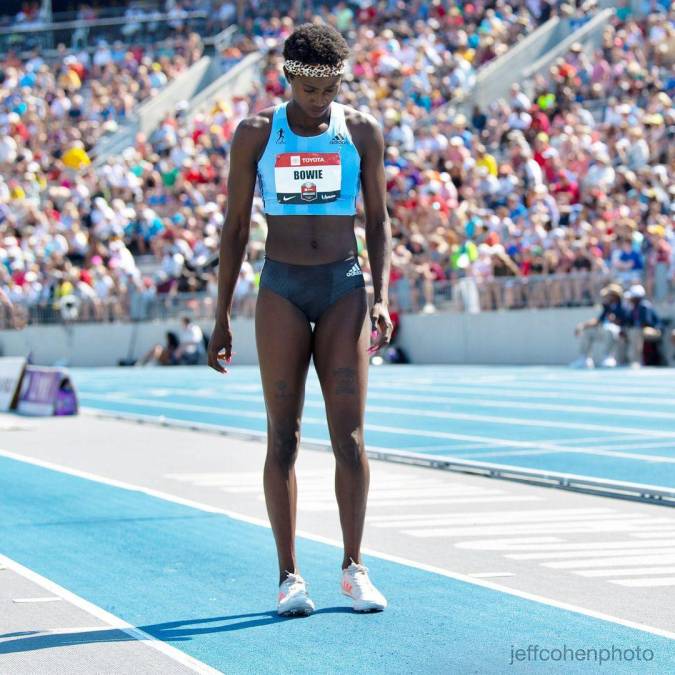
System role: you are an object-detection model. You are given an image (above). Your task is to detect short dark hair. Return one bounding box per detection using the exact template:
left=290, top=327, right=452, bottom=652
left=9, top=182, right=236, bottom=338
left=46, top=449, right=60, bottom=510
left=283, top=23, right=349, bottom=68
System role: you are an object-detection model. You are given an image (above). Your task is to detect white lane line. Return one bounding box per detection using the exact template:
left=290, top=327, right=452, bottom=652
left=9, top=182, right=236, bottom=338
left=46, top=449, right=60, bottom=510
left=383, top=514, right=633, bottom=529
left=610, top=577, right=675, bottom=587
left=365, top=496, right=542, bottom=507
left=507, top=548, right=675, bottom=561
left=373, top=512, right=633, bottom=529
left=546, top=434, right=649, bottom=446
left=405, top=519, right=675, bottom=538
left=2, top=448, right=673, bottom=641
left=467, top=572, right=516, bottom=579
left=367, top=392, right=675, bottom=422
left=83, top=394, right=675, bottom=446
left=0, top=555, right=221, bottom=675
left=367, top=507, right=616, bottom=522
left=577, top=567, right=675, bottom=578
left=567, top=439, right=675, bottom=452
left=630, top=530, right=675, bottom=539
left=458, top=540, right=675, bottom=553
left=13, top=596, right=63, bottom=603
left=366, top=379, right=675, bottom=398
left=301, top=496, right=542, bottom=511
left=544, top=555, right=675, bottom=570
left=459, top=447, right=675, bottom=463
left=456, top=537, right=565, bottom=547
left=106, top=384, right=675, bottom=423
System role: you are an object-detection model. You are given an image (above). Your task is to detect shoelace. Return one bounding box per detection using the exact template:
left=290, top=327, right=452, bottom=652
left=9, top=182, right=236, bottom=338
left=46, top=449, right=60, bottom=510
left=346, top=562, right=373, bottom=593
left=282, top=572, right=308, bottom=594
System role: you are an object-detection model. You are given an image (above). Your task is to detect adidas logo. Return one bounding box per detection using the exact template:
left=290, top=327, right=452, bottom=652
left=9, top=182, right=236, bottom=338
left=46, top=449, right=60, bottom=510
left=330, top=133, right=347, bottom=144
left=345, top=262, right=362, bottom=277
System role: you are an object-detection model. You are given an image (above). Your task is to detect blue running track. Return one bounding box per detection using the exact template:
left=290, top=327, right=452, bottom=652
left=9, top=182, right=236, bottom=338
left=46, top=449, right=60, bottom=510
left=1, top=454, right=673, bottom=673
left=72, top=365, right=675, bottom=491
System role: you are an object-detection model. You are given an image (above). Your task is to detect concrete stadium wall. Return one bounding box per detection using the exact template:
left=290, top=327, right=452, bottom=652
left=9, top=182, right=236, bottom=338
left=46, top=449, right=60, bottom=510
left=397, top=303, right=675, bottom=365
left=397, top=307, right=591, bottom=365
left=2, top=304, right=673, bottom=367
left=0, top=317, right=257, bottom=367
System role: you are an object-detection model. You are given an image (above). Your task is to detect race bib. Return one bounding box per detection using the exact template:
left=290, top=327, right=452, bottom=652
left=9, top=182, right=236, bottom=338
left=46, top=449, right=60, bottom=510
left=275, top=152, right=341, bottom=204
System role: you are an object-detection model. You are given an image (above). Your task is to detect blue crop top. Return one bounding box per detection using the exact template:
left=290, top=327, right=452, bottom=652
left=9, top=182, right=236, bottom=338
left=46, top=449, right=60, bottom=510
left=256, top=101, right=361, bottom=216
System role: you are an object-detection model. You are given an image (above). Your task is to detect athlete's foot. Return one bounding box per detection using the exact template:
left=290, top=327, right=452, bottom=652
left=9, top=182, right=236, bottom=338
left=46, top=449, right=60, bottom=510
left=277, top=572, right=315, bottom=616
left=341, top=558, right=387, bottom=612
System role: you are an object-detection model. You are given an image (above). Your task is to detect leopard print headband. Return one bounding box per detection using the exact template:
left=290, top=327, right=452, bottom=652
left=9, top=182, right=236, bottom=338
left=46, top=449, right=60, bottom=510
left=284, top=60, right=346, bottom=77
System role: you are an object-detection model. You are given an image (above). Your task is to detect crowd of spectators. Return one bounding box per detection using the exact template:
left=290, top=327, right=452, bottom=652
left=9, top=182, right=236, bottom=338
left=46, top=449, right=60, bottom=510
left=0, top=3, right=673, bottom=332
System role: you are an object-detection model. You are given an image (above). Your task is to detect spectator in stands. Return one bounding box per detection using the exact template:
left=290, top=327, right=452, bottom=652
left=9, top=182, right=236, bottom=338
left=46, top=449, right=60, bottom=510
left=175, top=315, right=204, bottom=365
left=622, top=283, right=662, bottom=368
left=570, top=282, right=626, bottom=369
left=0, top=285, right=25, bottom=329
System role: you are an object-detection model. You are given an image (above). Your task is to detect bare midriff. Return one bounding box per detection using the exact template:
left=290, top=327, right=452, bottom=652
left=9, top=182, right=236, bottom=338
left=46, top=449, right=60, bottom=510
left=264, top=214, right=358, bottom=264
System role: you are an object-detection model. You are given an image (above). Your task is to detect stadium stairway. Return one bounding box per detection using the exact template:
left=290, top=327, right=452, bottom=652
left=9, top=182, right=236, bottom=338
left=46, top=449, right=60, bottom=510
left=92, top=29, right=263, bottom=167
left=426, top=7, right=614, bottom=123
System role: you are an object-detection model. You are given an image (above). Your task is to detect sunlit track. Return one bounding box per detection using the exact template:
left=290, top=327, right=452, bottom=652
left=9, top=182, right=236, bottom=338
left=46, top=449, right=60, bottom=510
left=72, top=366, right=675, bottom=496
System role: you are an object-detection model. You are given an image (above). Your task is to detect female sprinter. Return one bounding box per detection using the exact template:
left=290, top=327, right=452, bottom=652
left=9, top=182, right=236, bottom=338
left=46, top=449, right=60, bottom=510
left=207, top=23, right=393, bottom=616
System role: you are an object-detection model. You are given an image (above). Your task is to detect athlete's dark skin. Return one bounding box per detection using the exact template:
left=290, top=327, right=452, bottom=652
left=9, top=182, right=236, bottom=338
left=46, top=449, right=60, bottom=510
left=207, top=69, right=393, bottom=587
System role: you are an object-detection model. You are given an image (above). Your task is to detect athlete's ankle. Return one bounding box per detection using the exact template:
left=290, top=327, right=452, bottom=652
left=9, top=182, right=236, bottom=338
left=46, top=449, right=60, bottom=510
left=279, top=568, right=300, bottom=584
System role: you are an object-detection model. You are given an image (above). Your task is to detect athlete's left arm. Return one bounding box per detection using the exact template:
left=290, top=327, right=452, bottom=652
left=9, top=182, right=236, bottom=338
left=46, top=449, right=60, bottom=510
left=357, top=114, right=393, bottom=350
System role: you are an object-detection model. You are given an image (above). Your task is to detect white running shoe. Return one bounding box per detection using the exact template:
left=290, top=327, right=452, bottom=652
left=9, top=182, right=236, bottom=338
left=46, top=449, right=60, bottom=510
left=569, top=356, right=594, bottom=369
left=341, top=558, right=387, bottom=612
left=277, top=572, right=315, bottom=616
left=599, top=356, right=617, bottom=368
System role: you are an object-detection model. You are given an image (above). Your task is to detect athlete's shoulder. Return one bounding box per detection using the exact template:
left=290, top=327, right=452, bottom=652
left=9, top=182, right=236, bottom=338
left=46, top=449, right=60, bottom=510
left=341, top=104, right=380, bottom=132
left=342, top=104, right=383, bottom=154
left=235, top=106, right=276, bottom=136
left=233, top=107, right=278, bottom=159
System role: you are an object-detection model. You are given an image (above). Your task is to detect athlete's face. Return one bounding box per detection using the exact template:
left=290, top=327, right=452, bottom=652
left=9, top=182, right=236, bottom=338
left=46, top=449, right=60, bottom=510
left=289, top=74, right=342, bottom=118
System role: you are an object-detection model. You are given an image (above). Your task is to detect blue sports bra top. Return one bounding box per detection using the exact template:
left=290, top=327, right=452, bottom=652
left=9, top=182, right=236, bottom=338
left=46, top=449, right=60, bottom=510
left=256, top=101, right=361, bottom=216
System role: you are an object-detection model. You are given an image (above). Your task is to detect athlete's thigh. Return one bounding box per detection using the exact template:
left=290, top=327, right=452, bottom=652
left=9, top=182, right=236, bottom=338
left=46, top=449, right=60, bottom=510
left=312, top=287, right=370, bottom=441
left=255, top=287, right=313, bottom=434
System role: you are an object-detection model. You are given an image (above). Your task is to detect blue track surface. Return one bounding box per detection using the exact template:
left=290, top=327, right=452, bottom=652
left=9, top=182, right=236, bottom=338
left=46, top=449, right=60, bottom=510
left=1, top=455, right=673, bottom=674
left=72, top=365, right=675, bottom=490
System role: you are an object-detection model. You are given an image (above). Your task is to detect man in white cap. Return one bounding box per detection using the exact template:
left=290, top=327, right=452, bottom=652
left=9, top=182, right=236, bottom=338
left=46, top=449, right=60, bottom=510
left=623, top=284, right=662, bottom=368
left=570, top=283, right=626, bottom=368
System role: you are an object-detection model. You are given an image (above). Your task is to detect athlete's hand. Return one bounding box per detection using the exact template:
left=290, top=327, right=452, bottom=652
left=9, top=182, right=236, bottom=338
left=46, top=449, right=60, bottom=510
left=368, top=302, right=393, bottom=356
left=208, top=318, right=233, bottom=374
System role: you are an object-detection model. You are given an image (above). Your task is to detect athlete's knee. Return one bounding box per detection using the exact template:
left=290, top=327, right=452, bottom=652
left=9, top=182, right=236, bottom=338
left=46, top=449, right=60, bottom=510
left=267, top=424, right=301, bottom=467
left=333, top=428, right=365, bottom=469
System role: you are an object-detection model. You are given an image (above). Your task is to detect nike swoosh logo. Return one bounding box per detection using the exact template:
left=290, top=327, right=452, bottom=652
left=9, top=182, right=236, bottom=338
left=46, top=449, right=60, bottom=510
left=282, top=196, right=294, bottom=201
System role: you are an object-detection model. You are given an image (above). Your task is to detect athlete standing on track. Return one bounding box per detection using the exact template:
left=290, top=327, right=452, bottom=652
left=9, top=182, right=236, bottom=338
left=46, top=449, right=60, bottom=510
left=208, top=23, right=393, bottom=615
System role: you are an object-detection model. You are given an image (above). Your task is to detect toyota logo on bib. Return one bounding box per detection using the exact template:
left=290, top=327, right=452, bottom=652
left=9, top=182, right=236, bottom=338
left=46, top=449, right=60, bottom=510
left=301, top=182, right=317, bottom=201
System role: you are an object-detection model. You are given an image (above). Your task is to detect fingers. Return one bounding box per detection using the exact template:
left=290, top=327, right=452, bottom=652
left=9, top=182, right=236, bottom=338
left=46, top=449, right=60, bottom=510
left=367, top=317, right=394, bottom=355
left=208, top=347, right=235, bottom=375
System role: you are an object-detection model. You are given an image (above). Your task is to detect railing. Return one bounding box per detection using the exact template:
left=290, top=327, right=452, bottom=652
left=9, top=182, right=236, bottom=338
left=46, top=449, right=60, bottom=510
left=389, top=271, right=669, bottom=314
left=6, top=272, right=671, bottom=330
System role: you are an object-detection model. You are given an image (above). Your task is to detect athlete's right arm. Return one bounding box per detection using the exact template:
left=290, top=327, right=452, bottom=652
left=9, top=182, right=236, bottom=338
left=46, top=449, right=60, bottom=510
left=208, top=117, right=263, bottom=374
